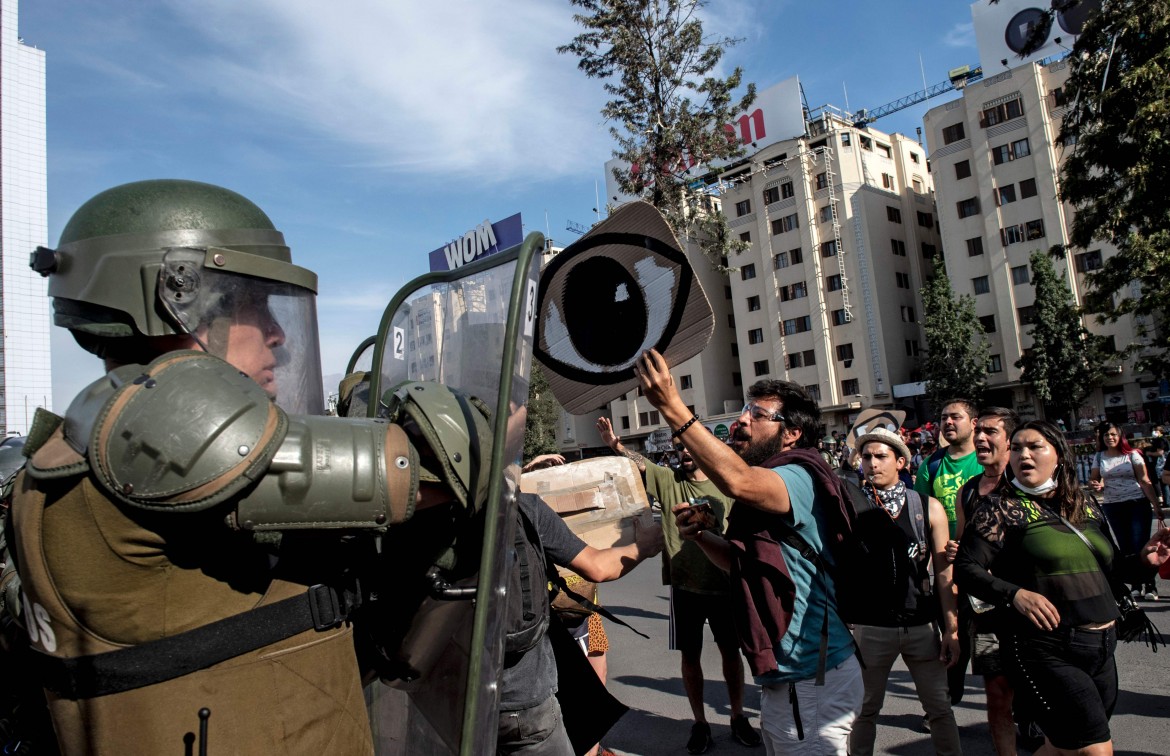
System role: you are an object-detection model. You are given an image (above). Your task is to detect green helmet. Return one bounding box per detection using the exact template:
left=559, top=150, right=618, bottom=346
left=32, top=179, right=325, bottom=414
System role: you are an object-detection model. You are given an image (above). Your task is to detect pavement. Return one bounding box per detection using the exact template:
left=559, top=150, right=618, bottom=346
left=593, top=561, right=1170, bottom=755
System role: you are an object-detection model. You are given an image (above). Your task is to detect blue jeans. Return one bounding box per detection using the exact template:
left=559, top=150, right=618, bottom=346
left=1002, top=625, right=1118, bottom=750
left=497, top=695, right=574, bottom=755
left=1101, top=498, right=1152, bottom=559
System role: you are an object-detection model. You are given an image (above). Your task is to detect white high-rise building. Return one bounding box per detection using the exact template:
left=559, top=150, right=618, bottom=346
left=0, top=0, right=50, bottom=435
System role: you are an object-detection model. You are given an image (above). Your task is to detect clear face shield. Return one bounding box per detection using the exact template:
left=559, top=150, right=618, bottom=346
left=158, top=247, right=325, bottom=415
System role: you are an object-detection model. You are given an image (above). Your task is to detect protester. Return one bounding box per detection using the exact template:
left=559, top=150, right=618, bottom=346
left=956, top=420, right=1170, bottom=755
left=916, top=399, right=982, bottom=541
left=595, top=417, right=760, bottom=753
left=1088, top=422, right=1162, bottom=600
left=847, top=428, right=961, bottom=756
left=953, top=407, right=1022, bottom=756
left=636, top=349, right=861, bottom=755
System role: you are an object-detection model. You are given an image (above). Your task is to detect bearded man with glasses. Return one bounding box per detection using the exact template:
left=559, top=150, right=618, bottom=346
left=635, top=350, right=862, bottom=756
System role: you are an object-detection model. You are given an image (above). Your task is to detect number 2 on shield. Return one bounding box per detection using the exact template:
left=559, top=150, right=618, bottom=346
left=393, top=327, right=405, bottom=360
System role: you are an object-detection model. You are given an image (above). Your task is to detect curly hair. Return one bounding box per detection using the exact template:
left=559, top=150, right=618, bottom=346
left=1012, top=419, right=1091, bottom=524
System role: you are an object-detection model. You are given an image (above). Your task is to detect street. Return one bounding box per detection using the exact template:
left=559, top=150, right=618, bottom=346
left=594, top=560, right=1170, bottom=755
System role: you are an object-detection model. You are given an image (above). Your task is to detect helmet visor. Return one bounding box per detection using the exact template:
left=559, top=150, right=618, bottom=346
left=159, top=247, right=325, bottom=415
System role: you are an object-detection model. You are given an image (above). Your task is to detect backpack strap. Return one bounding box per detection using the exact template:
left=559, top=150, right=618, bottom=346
left=905, top=488, right=928, bottom=550
left=548, top=572, right=648, bottom=639
left=924, top=448, right=947, bottom=490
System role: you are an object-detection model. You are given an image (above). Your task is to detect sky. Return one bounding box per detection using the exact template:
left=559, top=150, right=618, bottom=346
left=17, top=0, right=983, bottom=410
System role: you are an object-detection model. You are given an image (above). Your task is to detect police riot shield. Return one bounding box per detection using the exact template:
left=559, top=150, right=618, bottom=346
left=360, top=233, right=542, bottom=756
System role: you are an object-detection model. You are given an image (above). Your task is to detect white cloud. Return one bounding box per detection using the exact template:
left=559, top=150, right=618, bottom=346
left=944, top=21, right=976, bottom=48
left=158, top=0, right=613, bottom=182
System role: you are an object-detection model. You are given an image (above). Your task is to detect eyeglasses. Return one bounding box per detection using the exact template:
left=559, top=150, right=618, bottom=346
left=741, top=404, right=787, bottom=423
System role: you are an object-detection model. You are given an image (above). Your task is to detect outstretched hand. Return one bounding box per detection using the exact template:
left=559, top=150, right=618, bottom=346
left=634, top=349, right=679, bottom=410
left=522, top=454, right=565, bottom=473
left=596, top=416, right=619, bottom=449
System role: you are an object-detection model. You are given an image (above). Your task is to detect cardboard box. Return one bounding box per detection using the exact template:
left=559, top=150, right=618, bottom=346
left=520, top=456, right=654, bottom=550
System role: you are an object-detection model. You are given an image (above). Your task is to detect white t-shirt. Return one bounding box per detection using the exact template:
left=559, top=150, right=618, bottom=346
left=1094, top=450, right=1145, bottom=504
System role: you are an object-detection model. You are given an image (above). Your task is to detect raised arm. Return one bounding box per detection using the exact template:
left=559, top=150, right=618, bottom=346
left=636, top=349, right=793, bottom=515
left=596, top=416, right=646, bottom=473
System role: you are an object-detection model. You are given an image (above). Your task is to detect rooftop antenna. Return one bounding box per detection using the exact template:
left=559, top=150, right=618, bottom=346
left=842, top=82, right=850, bottom=112
left=919, top=53, right=928, bottom=91
left=594, top=181, right=603, bottom=220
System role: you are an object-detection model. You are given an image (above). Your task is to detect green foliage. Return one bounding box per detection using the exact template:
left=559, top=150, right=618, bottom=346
left=523, top=362, right=562, bottom=461
left=558, top=0, right=756, bottom=268
left=1015, top=249, right=1106, bottom=426
left=1060, top=0, right=1170, bottom=375
left=920, top=261, right=989, bottom=410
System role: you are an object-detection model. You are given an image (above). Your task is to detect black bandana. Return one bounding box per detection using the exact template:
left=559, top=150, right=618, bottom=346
left=866, top=480, right=908, bottom=519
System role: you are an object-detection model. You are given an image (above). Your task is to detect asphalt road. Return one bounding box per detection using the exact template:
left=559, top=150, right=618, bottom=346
left=593, top=561, right=1170, bottom=755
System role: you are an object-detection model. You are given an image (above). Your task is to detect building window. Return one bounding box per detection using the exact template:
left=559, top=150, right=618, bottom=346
left=896, top=272, right=911, bottom=289
left=731, top=342, right=739, bottom=357
left=772, top=213, right=799, bottom=234
left=754, top=360, right=770, bottom=377
left=1019, top=177, right=1038, bottom=198
left=791, top=248, right=804, bottom=264
left=957, top=197, right=981, bottom=218
left=748, top=328, right=764, bottom=345
left=786, top=350, right=816, bottom=369
left=891, top=239, right=907, bottom=256
left=1051, top=86, right=1070, bottom=107
left=741, top=263, right=757, bottom=281
left=805, top=384, right=822, bottom=401
left=922, top=242, right=937, bottom=258
left=1075, top=249, right=1103, bottom=272
left=997, top=185, right=1017, bottom=205
left=966, top=237, right=984, bottom=257
left=735, top=199, right=752, bottom=217
left=774, top=251, right=789, bottom=269
left=727, top=312, right=735, bottom=328
left=881, top=173, right=896, bottom=189
left=900, top=305, right=916, bottom=322
left=979, top=314, right=996, bottom=333
left=837, top=343, right=854, bottom=362
left=831, top=308, right=849, bottom=326
left=739, top=231, right=751, bottom=245
left=842, top=378, right=860, bottom=396
left=779, top=282, right=808, bottom=302
left=638, top=410, right=661, bottom=426
left=912, top=177, right=924, bottom=192
left=1025, top=219, right=1045, bottom=240
left=955, top=159, right=972, bottom=180
left=887, top=206, right=902, bottom=223
left=781, top=180, right=795, bottom=199
left=841, top=132, right=852, bottom=146
left=1002, top=224, right=1025, bottom=245
left=859, top=135, right=873, bottom=151
left=1012, top=137, right=1031, bottom=158
left=877, top=143, right=893, bottom=159
left=680, top=374, right=693, bottom=390
left=993, top=137, right=1031, bottom=164
left=1017, top=305, right=1036, bottom=326
left=905, top=339, right=921, bottom=357
left=1012, top=265, right=1030, bottom=285
left=917, top=211, right=934, bottom=228
left=942, top=122, right=966, bottom=144
left=747, top=295, right=761, bottom=311
left=815, top=172, right=828, bottom=190
left=724, top=286, right=732, bottom=300
left=972, top=275, right=990, bottom=294
left=910, top=152, right=921, bottom=164
left=827, top=274, right=843, bottom=292
left=821, top=240, right=839, bottom=257
left=819, top=204, right=834, bottom=223
left=988, top=354, right=1003, bottom=373
left=783, top=316, right=812, bottom=335
left=732, top=372, right=742, bottom=387
left=763, top=186, right=780, bottom=204
left=980, top=98, right=1023, bottom=128
left=620, top=415, right=630, bottom=430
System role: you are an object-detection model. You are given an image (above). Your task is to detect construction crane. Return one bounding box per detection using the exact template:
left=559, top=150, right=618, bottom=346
left=566, top=219, right=590, bottom=236
left=851, top=64, right=983, bottom=128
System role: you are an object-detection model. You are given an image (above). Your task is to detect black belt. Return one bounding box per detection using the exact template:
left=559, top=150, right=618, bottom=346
left=35, top=583, right=359, bottom=699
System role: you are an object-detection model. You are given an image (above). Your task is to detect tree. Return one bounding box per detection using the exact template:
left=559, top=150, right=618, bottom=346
left=1060, top=0, right=1170, bottom=376
left=523, top=362, right=562, bottom=462
left=1016, top=249, right=1107, bottom=427
left=920, top=261, right=989, bottom=410
left=558, top=0, right=756, bottom=268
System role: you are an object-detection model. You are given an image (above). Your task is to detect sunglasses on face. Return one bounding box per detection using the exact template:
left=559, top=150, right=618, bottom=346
left=741, top=404, right=787, bottom=423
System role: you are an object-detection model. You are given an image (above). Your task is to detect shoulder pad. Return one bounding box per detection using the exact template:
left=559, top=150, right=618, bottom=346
left=88, top=351, right=288, bottom=512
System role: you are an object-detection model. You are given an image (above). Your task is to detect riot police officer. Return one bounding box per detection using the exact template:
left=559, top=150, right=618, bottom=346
left=9, top=179, right=493, bottom=754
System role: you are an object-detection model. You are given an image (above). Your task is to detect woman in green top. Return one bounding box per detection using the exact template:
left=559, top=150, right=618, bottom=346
left=955, top=420, right=1170, bottom=756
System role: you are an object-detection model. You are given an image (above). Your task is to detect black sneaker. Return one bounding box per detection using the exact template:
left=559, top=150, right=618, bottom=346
left=730, top=715, right=761, bottom=747
left=687, top=721, right=713, bottom=754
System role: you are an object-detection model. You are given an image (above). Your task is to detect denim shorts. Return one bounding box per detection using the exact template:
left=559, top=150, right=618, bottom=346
left=1001, top=625, right=1118, bottom=749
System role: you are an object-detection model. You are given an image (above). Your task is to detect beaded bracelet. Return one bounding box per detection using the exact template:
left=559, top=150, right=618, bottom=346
left=672, top=415, right=700, bottom=439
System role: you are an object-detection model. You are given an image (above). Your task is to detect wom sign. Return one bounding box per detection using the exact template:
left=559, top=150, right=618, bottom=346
left=427, top=212, right=524, bottom=272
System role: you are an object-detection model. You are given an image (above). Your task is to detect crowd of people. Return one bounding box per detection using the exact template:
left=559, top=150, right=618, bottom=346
left=568, top=353, right=1170, bottom=756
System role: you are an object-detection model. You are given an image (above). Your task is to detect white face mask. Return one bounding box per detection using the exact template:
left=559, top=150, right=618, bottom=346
left=1014, top=478, right=1058, bottom=496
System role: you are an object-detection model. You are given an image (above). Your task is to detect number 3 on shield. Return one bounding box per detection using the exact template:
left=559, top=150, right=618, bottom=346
left=393, top=326, right=405, bottom=360
left=525, top=279, right=537, bottom=339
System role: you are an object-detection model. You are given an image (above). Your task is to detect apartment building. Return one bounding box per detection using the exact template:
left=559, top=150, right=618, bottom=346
left=924, top=59, right=1157, bottom=426
left=561, top=112, right=943, bottom=455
